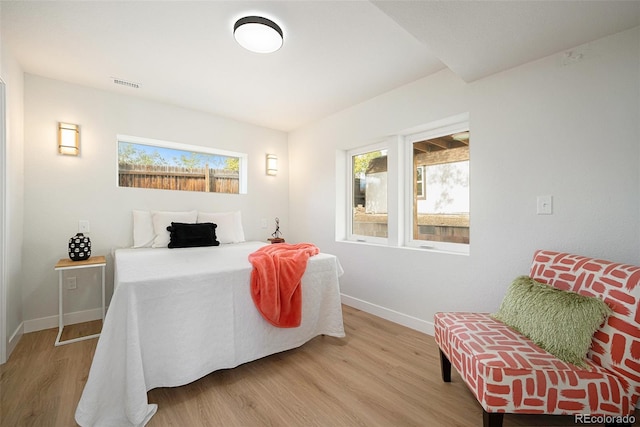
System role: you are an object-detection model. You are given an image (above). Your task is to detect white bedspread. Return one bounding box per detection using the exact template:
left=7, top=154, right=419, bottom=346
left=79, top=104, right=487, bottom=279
left=75, top=241, right=345, bottom=427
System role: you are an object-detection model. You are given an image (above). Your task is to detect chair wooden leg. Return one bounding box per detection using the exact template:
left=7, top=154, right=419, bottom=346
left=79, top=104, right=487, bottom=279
left=439, top=349, right=451, bottom=383
left=483, top=410, right=503, bottom=427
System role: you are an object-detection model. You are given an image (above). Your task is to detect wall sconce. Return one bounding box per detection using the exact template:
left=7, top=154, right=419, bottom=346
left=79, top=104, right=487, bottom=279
left=58, top=122, right=80, bottom=156
left=266, top=154, right=278, bottom=176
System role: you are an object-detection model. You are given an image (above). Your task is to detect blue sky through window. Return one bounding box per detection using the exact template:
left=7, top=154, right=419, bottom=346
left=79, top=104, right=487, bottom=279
left=119, top=142, right=234, bottom=169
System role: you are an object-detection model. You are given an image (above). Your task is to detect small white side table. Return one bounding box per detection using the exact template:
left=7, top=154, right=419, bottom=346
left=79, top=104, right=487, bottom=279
left=53, top=256, right=106, bottom=346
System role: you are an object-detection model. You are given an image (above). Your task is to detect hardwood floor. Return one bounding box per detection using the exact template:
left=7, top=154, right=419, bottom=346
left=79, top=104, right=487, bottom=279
left=1, top=306, right=637, bottom=426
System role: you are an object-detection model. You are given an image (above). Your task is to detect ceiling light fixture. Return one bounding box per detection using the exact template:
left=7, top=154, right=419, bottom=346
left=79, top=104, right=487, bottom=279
left=234, top=16, right=283, bottom=54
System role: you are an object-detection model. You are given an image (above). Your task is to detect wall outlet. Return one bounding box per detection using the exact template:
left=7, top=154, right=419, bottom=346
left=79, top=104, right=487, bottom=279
left=65, top=277, right=77, bottom=290
left=260, top=218, right=268, bottom=229
left=79, top=220, right=90, bottom=233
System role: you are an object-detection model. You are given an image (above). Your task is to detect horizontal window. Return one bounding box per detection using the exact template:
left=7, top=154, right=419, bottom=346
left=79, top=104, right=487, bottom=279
left=117, top=135, right=247, bottom=194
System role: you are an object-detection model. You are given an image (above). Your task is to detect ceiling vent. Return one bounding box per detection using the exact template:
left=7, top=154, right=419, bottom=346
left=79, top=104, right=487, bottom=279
left=112, top=78, right=140, bottom=89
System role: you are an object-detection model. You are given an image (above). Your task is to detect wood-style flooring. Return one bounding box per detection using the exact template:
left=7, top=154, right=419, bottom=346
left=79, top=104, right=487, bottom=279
left=1, top=305, right=636, bottom=426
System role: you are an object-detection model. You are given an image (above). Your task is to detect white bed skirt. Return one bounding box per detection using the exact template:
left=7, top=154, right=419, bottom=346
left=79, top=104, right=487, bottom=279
left=75, top=242, right=345, bottom=427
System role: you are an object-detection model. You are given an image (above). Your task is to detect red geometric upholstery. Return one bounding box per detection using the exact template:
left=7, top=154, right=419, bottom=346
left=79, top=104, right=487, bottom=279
left=434, top=250, right=640, bottom=424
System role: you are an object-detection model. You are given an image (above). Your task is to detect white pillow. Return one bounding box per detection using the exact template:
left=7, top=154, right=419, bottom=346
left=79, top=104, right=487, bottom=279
left=197, top=211, right=245, bottom=244
left=151, top=210, right=198, bottom=248
left=132, top=210, right=154, bottom=248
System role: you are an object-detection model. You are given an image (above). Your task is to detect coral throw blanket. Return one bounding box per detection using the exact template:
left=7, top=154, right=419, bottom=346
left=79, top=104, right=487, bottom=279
left=249, top=243, right=319, bottom=327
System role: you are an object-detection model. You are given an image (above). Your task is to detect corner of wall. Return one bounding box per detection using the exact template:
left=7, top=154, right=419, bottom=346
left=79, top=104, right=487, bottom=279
left=1, top=35, right=26, bottom=363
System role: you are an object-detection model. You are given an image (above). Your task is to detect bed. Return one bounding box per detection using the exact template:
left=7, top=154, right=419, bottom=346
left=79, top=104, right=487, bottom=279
left=74, top=241, right=346, bottom=427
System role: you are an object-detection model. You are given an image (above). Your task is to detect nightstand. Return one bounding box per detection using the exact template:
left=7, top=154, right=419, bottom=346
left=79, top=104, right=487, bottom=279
left=53, top=256, right=106, bottom=346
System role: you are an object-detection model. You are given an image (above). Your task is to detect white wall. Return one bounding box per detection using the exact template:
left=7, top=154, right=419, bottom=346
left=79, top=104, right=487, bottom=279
left=22, top=75, right=288, bottom=327
left=288, top=27, right=640, bottom=334
left=1, top=25, right=25, bottom=361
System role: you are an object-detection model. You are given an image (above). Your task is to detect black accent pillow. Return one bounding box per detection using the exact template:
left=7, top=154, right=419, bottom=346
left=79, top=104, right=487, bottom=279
left=166, top=222, right=220, bottom=249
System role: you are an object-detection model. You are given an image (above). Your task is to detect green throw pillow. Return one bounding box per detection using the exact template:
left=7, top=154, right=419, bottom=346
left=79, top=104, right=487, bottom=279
left=492, top=276, right=612, bottom=368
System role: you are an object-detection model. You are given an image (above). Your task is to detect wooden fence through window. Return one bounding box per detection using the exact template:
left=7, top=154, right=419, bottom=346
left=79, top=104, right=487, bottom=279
left=118, top=163, right=239, bottom=194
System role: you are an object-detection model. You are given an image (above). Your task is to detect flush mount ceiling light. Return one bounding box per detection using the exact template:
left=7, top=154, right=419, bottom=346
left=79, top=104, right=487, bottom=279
left=234, top=16, right=283, bottom=53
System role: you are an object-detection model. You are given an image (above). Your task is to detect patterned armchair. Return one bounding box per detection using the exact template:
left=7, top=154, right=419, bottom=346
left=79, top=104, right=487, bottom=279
left=435, top=250, right=640, bottom=427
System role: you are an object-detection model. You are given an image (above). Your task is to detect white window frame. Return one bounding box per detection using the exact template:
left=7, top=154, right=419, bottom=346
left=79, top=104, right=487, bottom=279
left=403, top=114, right=470, bottom=254
left=116, top=135, right=248, bottom=194
left=346, top=140, right=389, bottom=245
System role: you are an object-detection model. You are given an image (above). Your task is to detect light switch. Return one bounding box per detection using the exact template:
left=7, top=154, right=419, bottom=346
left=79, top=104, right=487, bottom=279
left=536, top=196, right=553, bottom=215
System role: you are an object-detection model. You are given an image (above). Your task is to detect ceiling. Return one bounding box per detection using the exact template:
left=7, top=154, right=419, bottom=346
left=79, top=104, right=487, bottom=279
left=2, top=1, right=639, bottom=132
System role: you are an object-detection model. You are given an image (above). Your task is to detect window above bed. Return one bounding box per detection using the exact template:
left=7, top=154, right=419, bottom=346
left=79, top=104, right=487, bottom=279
left=117, top=135, right=248, bottom=194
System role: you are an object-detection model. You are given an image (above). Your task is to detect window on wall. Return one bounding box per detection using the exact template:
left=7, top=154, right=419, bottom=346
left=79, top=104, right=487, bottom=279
left=407, top=128, right=469, bottom=251
left=343, top=113, right=469, bottom=254
left=347, top=143, right=388, bottom=243
left=117, top=135, right=248, bottom=194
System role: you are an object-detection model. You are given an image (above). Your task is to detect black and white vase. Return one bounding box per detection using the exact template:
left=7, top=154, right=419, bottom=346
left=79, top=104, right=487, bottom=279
left=68, top=233, right=91, bottom=261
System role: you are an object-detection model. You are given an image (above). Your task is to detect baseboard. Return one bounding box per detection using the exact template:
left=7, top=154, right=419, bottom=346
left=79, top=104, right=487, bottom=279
left=6, top=322, right=23, bottom=359
left=23, top=307, right=103, bottom=333
left=340, top=294, right=435, bottom=336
